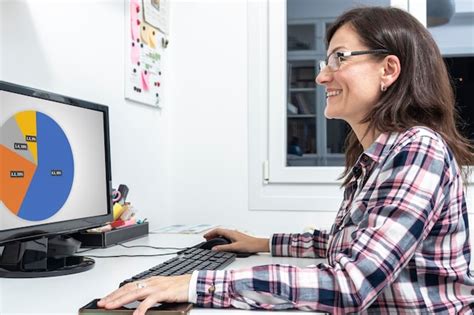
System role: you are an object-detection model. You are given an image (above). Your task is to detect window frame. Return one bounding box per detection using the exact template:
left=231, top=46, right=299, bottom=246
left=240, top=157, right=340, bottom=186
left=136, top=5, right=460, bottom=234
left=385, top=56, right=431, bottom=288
left=248, top=0, right=343, bottom=212
left=268, top=0, right=343, bottom=184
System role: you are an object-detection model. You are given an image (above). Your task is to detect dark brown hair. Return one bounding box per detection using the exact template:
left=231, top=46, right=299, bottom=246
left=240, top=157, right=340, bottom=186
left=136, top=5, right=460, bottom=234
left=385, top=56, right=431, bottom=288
left=326, top=7, right=474, bottom=186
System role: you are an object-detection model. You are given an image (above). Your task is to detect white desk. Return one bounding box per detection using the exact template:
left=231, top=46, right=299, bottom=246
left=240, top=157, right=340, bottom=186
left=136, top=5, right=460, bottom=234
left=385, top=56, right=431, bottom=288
left=0, top=233, right=326, bottom=315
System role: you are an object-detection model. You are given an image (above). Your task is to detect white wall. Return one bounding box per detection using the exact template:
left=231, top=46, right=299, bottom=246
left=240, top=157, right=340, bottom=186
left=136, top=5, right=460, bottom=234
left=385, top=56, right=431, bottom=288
left=0, top=0, right=323, bottom=238
left=0, top=0, right=173, bottom=229
left=1, top=0, right=472, bottom=238
left=166, top=0, right=331, bottom=235
left=167, top=0, right=473, bottom=237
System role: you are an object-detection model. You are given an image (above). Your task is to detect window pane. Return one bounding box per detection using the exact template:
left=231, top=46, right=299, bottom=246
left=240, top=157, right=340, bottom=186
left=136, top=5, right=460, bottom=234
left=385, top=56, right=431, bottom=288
left=286, top=0, right=390, bottom=168
left=288, top=24, right=315, bottom=51
left=428, top=4, right=474, bottom=146
left=289, top=60, right=315, bottom=89
left=287, top=59, right=318, bottom=167
left=286, top=3, right=347, bottom=167
left=287, top=117, right=316, bottom=157
left=444, top=57, right=474, bottom=142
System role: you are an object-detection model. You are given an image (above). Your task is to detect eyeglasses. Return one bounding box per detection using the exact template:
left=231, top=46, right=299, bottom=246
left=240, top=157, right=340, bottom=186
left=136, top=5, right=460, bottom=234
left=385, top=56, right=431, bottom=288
left=318, top=49, right=390, bottom=72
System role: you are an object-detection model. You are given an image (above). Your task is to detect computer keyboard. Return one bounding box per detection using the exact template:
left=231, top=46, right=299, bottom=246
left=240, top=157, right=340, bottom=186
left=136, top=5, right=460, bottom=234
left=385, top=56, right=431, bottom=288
left=119, top=247, right=236, bottom=287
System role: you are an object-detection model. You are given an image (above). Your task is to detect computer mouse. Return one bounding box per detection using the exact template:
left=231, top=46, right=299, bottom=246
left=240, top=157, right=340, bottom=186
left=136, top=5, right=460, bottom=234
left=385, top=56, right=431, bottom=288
left=198, top=237, right=253, bottom=258
left=199, top=237, right=232, bottom=250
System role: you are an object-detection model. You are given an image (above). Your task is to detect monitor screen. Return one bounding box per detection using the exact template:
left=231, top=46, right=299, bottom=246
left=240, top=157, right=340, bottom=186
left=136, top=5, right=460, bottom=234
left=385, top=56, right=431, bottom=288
left=0, top=81, right=113, bottom=245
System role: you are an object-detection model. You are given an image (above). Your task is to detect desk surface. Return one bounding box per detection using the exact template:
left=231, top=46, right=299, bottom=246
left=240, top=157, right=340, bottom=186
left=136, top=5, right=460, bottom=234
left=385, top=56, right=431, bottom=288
left=0, top=233, right=325, bottom=315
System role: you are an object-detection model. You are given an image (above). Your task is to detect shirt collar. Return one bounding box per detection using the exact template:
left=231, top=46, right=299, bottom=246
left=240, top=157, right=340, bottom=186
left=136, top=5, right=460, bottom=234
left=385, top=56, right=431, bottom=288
left=362, top=131, right=400, bottom=164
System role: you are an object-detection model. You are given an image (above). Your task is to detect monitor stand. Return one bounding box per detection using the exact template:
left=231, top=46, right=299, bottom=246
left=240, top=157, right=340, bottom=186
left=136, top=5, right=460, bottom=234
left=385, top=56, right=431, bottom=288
left=0, top=236, right=94, bottom=278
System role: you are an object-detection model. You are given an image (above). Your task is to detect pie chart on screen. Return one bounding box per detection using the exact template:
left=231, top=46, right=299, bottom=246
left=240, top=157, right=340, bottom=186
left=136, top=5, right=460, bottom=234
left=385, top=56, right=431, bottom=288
left=0, top=111, right=74, bottom=221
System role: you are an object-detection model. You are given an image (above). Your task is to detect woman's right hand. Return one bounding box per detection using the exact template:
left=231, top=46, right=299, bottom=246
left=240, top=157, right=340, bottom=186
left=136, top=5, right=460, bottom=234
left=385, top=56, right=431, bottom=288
left=203, top=228, right=270, bottom=254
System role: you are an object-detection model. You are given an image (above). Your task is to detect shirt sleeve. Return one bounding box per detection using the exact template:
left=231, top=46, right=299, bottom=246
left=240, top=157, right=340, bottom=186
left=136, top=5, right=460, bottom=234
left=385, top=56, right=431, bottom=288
left=271, top=230, right=330, bottom=258
left=188, top=270, right=199, bottom=303
left=268, top=234, right=273, bottom=255
left=194, top=135, right=450, bottom=313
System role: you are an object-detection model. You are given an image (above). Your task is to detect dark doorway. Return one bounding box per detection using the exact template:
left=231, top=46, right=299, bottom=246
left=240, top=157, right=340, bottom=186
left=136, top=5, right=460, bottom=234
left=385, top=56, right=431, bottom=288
left=444, top=57, right=474, bottom=142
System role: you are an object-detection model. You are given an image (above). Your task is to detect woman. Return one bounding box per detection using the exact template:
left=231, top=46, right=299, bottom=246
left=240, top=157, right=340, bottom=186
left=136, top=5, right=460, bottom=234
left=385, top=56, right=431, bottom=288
left=99, top=6, right=474, bottom=314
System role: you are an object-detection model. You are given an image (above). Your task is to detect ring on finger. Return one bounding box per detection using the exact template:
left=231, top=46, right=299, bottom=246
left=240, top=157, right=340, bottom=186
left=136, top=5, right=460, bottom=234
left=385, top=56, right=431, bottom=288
left=136, top=281, right=147, bottom=289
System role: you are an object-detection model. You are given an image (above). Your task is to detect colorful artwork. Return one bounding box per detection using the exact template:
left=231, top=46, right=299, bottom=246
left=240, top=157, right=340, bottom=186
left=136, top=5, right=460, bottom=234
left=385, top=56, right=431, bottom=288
left=125, top=0, right=168, bottom=107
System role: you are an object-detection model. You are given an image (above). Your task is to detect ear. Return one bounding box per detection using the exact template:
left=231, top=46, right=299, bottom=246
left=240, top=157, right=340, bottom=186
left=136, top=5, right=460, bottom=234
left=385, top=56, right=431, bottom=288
left=380, top=55, right=401, bottom=88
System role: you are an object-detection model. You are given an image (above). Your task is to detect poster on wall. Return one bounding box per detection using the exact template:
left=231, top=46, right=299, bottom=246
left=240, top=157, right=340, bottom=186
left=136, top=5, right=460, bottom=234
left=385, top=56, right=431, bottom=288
left=143, top=0, right=169, bottom=34
left=125, top=0, right=169, bottom=108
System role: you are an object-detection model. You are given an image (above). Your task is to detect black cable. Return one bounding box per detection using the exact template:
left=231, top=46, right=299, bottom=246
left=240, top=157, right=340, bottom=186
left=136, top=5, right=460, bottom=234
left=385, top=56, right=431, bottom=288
left=75, top=243, right=187, bottom=254
left=118, top=243, right=186, bottom=250
left=76, top=248, right=96, bottom=254
left=82, top=252, right=179, bottom=258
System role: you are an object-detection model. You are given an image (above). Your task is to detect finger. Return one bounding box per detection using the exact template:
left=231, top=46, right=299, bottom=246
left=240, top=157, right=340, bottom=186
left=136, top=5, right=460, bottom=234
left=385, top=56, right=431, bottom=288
left=98, top=284, right=131, bottom=306
left=203, top=228, right=227, bottom=240
left=104, top=289, right=145, bottom=309
left=104, top=284, right=151, bottom=309
left=133, top=295, right=159, bottom=315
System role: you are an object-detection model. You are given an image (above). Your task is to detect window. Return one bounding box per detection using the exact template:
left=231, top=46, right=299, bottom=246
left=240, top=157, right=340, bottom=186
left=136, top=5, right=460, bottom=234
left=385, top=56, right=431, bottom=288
left=426, top=0, right=474, bottom=142
left=286, top=18, right=350, bottom=168
left=267, top=0, right=393, bottom=184
left=444, top=57, right=474, bottom=142
left=248, top=0, right=456, bottom=211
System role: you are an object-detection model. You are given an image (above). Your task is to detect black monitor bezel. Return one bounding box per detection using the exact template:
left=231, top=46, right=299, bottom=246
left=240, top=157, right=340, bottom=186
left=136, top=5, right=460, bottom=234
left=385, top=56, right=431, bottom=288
left=0, top=81, right=113, bottom=245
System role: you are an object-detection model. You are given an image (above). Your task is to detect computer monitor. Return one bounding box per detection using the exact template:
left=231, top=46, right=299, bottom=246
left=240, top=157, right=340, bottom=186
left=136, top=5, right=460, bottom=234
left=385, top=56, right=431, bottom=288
left=0, top=81, right=113, bottom=277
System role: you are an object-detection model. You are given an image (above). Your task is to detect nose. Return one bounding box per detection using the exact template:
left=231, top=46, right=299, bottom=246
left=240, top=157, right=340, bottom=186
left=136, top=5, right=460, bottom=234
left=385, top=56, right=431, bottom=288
left=315, top=68, right=332, bottom=86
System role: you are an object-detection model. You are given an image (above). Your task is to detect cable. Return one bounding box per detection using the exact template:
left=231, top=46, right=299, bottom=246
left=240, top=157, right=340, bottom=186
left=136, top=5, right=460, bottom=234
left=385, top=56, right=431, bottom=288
left=118, top=243, right=186, bottom=250
left=82, top=252, right=179, bottom=258
left=75, top=248, right=96, bottom=254
left=75, top=243, right=187, bottom=254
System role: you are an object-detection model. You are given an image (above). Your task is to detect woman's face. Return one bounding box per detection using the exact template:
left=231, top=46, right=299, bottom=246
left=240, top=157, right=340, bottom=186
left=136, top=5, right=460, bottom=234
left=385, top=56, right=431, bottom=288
left=316, top=24, right=383, bottom=126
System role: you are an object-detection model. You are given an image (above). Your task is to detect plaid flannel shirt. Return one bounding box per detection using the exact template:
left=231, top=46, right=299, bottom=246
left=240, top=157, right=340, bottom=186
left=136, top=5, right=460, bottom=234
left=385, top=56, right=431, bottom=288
left=194, top=127, right=474, bottom=314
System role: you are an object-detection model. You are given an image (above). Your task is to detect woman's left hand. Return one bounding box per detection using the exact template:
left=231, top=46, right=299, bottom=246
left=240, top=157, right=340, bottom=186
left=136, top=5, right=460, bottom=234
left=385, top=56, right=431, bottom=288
left=97, top=274, right=192, bottom=315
